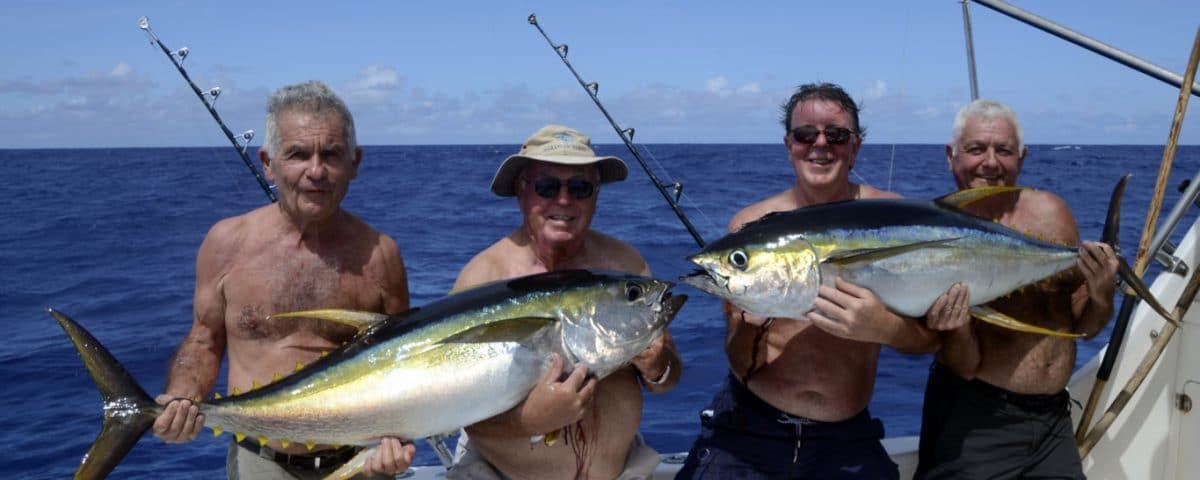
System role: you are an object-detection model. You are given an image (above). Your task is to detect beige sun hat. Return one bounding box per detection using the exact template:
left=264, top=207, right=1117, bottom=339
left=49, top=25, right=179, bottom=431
left=490, top=125, right=629, bottom=196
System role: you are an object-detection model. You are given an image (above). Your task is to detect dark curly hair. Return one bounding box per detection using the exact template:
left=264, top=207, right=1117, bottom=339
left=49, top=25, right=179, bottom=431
left=779, top=82, right=865, bottom=139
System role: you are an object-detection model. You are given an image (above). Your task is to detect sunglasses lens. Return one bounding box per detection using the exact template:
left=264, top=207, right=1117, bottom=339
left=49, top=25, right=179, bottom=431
left=530, top=177, right=595, bottom=199
left=790, top=126, right=853, bottom=145
left=566, top=178, right=595, bottom=199
left=825, top=127, right=852, bottom=144
left=533, top=178, right=562, bottom=198
left=791, top=126, right=819, bottom=144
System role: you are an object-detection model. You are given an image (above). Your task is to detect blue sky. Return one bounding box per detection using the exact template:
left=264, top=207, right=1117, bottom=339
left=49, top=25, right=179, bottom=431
left=1, top=1, right=1197, bottom=148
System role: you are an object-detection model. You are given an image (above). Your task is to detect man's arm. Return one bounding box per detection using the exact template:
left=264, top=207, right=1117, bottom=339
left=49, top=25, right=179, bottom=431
left=377, top=234, right=411, bottom=314
left=1072, top=241, right=1118, bottom=338
left=152, top=223, right=230, bottom=443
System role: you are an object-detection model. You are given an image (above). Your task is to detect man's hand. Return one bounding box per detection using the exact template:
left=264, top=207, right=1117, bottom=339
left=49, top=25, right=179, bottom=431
left=152, top=395, right=204, bottom=443
left=808, top=277, right=896, bottom=343
left=1078, top=241, right=1118, bottom=304
left=362, top=437, right=416, bottom=476
left=515, top=353, right=597, bottom=435
left=630, top=331, right=671, bottom=383
left=926, top=282, right=971, bottom=331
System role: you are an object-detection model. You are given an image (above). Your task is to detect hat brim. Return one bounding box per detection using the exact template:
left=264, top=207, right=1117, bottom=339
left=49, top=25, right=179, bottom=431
left=490, top=153, right=629, bottom=196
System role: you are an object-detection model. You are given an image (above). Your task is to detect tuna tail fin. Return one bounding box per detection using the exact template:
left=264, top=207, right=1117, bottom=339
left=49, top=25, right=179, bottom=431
left=49, top=308, right=158, bottom=480
left=1101, top=175, right=1178, bottom=325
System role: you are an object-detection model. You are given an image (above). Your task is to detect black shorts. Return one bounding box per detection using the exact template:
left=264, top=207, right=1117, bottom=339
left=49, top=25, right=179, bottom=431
left=915, top=362, right=1084, bottom=479
left=675, top=373, right=897, bottom=479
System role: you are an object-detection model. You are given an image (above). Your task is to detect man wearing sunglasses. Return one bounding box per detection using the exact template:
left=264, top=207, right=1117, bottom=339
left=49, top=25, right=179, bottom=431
left=449, top=125, right=681, bottom=480
left=677, top=83, right=945, bottom=479
left=914, top=100, right=1115, bottom=479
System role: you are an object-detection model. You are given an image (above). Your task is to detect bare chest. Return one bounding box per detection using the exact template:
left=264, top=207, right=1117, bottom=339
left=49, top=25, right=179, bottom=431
left=222, top=250, right=381, bottom=341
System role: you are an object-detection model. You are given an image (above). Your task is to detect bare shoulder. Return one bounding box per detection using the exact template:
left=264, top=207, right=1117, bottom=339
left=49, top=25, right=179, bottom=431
left=453, top=237, right=514, bottom=291
left=586, top=230, right=650, bottom=275
left=1016, top=189, right=1079, bottom=243
left=198, top=207, right=269, bottom=261
left=730, top=189, right=795, bottom=232
left=858, top=184, right=902, bottom=200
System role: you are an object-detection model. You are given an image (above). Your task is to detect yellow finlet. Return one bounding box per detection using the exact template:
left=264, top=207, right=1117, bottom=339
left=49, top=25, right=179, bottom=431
left=970, top=305, right=1084, bottom=338
left=252, top=381, right=261, bottom=391
left=213, top=392, right=222, bottom=400
left=305, top=441, right=316, bottom=451
left=234, top=432, right=246, bottom=442
left=273, top=373, right=283, bottom=382
left=233, top=387, right=242, bottom=396
left=212, top=427, right=224, bottom=437
left=295, top=362, right=305, bottom=372
left=257, top=436, right=268, bottom=447
left=320, top=351, right=329, bottom=358
left=279, top=439, right=290, bottom=448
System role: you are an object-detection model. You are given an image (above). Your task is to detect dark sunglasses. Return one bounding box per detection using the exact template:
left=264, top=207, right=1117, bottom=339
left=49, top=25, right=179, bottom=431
left=789, top=125, right=855, bottom=145
left=527, top=176, right=596, bottom=200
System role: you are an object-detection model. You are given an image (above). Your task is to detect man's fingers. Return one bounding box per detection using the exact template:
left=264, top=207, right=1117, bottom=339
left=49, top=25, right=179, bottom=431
left=577, top=376, right=598, bottom=404
left=562, top=365, right=589, bottom=390
left=540, top=353, right=564, bottom=383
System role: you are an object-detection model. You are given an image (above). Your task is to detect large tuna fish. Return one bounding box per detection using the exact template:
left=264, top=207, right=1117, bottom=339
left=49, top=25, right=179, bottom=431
left=680, top=177, right=1170, bottom=336
left=52, top=269, right=685, bottom=479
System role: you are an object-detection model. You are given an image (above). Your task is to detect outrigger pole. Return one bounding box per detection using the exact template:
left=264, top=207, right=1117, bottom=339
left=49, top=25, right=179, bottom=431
left=527, top=14, right=706, bottom=248
left=137, top=16, right=277, bottom=203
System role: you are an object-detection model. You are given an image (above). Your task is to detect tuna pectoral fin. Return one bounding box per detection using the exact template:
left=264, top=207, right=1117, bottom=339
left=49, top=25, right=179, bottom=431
left=440, top=317, right=558, bottom=345
left=934, top=186, right=1026, bottom=209
left=270, top=309, right=394, bottom=332
left=968, top=306, right=1084, bottom=338
left=49, top=308, right=159, bottom=480
left=322, top=445, right=374, bottom=480
left=823, top=238, right=962, bottom=267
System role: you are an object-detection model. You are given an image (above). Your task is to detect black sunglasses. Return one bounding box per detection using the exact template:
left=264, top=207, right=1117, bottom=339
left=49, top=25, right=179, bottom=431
left=527, top=176, right=596, bottom=200
left=789, top=125, right=855, bottom=145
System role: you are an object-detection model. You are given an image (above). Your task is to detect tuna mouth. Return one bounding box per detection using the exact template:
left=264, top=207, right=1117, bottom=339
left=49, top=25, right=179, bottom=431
left=679, top=268, right=728, bottom=295
left=659, top=290, right=688, bottom=321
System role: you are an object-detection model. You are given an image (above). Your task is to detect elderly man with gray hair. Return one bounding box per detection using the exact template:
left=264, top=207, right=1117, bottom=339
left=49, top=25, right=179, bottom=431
left=152, top=80, right=415, bottom=479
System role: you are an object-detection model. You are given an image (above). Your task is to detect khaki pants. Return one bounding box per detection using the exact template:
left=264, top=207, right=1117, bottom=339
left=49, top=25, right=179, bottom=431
left=448, top=430, right=661, bottom=480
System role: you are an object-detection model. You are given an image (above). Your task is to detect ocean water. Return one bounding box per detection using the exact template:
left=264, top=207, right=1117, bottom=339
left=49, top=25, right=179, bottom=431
left=3, top=143, right=1197, bottom=478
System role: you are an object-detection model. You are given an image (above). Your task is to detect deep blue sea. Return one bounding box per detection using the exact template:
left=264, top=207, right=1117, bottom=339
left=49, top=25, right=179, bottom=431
left=3, top=143, right=1198, bottom=478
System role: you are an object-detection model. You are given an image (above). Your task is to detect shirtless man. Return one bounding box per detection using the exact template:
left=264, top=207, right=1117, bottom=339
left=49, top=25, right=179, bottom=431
left=448, top=125, right=682, bottom=480
left=675, top=83, right=943, bottom=479
left=915, top=99, right=1117, bottom=479
left=151, top=80, right=416, bottom=479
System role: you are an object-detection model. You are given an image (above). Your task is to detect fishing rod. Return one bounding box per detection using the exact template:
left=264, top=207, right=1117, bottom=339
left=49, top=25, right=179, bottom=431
left=527, top=14, right=706, bottom=248
left=137, top=16, right=277, bottom=203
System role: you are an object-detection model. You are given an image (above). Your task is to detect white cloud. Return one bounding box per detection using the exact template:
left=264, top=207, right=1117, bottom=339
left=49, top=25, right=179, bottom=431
left=342, top=64, right=405, bottom=103
left=705, top=76, right=729, bottom=96
left=862, top=80, right=888, bottom=101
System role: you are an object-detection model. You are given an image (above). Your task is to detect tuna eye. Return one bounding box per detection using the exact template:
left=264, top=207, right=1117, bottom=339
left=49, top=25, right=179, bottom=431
left=728, top=250, right=749, bottom=270
left=625, top=283, right=644, bottom=301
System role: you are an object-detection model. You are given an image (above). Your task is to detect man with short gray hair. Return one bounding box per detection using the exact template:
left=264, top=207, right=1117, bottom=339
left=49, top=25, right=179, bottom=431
left=152, top=80, right=416, bottom=479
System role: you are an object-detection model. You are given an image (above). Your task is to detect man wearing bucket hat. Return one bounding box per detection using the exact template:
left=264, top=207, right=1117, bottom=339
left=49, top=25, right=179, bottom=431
left=449, top=125, right=681, bottom=480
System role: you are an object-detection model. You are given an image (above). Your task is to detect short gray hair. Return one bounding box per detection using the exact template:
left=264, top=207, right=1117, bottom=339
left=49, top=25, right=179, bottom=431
left=261, top=80, right=357, bottom=157
left=950, top=99, right=1023, bottom=156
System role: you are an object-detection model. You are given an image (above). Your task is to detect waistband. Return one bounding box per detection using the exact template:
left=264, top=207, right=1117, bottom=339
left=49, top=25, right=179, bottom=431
left=702, top=373, right=883, bottom=441
left=235, top=438, right=359, bottom=471
left=931, top=362, right=1068, bottom=412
